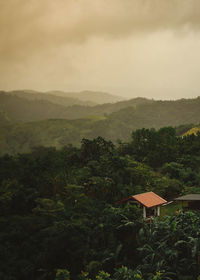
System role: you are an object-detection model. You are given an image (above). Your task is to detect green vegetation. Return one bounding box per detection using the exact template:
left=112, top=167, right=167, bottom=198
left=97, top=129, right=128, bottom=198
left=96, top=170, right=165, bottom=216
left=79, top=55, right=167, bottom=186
left=160, top=201, right=184, bottom=217
left=46, top=90, right=124, bottom=104
left=0, top=91, right=149, bottom=121
left=1, top=128, right=200, bottom=280
left=1, top=93, right=200, bottom=155
left=0, top=110, right=10, bottom=124
left=7, top=90, right=97, bottom=106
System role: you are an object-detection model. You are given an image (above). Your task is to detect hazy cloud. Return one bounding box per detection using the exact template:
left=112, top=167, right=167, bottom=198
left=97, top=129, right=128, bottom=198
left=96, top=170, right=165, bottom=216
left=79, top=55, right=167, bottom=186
left=1, top=0, right=200, bottom=59
left=1, top=0, right=200, bottom=98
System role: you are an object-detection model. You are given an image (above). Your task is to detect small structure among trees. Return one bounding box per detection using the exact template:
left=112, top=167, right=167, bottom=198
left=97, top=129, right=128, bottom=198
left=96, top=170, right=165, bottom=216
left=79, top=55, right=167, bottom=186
left=117, top=191, right=167, bottom=219
left=174, top=194, right=200, bottom=210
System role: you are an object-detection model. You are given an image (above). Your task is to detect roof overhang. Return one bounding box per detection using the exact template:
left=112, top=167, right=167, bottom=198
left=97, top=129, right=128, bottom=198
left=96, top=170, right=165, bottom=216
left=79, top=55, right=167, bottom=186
left=175, top=194, right=200, bottom=201
left=116, top=191, right=167, bottom=208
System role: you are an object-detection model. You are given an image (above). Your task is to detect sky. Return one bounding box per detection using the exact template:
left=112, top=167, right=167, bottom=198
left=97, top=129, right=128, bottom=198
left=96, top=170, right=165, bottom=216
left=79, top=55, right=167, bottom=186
left=1, top=0, right=200, bottom=100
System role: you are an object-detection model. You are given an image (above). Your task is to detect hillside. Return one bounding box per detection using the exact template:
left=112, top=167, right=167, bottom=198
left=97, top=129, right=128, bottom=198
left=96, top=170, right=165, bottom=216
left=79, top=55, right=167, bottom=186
left=1, top=126, right=200, bottom=280
left=1, top=96, right=200, bottom=154
left=47, top=90, right=124, bottom=104
left=56, top=97, right=153, bottom=119
left=5, top=89, right=124, bottom=106
left=108, top=97, right=200, bottom=129
left=2, top=91, right=200, bottom=124
left=0, top=92, right=152, bottom=121
left=0, top=119, right=95, bottom=155
left=8, top=90, right=96, bottom=106
left=0, top=110, right=10, bottom=124
left=0, top=92, right=70, bottom=121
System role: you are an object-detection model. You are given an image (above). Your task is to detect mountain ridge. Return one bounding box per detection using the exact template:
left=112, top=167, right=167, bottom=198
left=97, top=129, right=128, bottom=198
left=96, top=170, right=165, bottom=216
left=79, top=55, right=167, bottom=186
left=0, top=91, right=150, bottom=121
left=5, top=89, right=124, bottom=106
left=46, top=89, right=124, bottom=104
left=1, top=95, right=200, bottom=155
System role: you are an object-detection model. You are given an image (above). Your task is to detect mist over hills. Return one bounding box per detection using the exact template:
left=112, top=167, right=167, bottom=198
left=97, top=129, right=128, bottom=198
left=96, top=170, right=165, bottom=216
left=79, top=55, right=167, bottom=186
left=47, top=90, right=124, bottom=104
left=0, top=90, right=148, bottom=121
left=5, top=89, right=124, bottom=106
left=9, top=90, right=96, bottom=106
left=0, top=92, right=69, bottom=121
left=0, top=90, right=200, bottom=155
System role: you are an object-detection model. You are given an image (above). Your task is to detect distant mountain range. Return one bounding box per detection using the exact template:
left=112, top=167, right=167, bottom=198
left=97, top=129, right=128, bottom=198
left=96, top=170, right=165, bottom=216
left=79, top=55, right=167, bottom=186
left=0, top=90, right=151, bottom=121
left=4, top=89, right=124, bottom=106
left=46, top=90, right=124, bottom=104
left=0, top=90, right=200, bottom=155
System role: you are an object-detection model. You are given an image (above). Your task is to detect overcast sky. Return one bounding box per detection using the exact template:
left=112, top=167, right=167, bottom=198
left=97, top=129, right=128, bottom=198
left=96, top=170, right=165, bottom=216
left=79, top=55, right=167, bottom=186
left=1, top=0, right=200, bottom=99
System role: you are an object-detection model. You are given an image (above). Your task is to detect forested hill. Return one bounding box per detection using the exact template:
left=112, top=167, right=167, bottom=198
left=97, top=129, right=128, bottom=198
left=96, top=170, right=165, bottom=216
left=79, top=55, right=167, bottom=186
left=47, top=90, right=124, bottom=104
left=0, top=111, right=10, bottom=124
left=109, top=97, right=200, bottom=128
left=8, top=90, right=97, bottom=106
left=0, top=92, right=70, bottom=121
left=0, top=91, right=149, bottom=121
left=1, top=96, right=200, bottom=154
left=1, top=91, right=200, bottom=123
left=1, top=129, right=200, bottom=280
left=2, top=89, right=124, bottom=108
left=49, top=97, right=153, bottom=120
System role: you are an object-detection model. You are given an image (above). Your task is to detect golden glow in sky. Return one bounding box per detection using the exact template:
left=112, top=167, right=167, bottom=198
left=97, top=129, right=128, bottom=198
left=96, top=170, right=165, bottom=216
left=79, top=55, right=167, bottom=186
left=1, top=0, right=200, bottom=99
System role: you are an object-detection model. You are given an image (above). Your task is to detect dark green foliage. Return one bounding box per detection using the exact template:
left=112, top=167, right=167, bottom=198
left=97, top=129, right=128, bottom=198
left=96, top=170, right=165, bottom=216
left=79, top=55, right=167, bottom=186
left=1, top=131, right=200, bottom=280
left=137, top=212, right=200, bottom=280
left=131, top=127, right=178, bottom=168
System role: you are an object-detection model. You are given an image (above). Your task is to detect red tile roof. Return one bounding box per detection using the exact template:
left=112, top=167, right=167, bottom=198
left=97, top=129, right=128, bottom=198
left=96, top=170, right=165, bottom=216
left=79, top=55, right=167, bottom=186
left=132, top=191, right=167, bottom=208
left=116, top=191, right=167, bottom=208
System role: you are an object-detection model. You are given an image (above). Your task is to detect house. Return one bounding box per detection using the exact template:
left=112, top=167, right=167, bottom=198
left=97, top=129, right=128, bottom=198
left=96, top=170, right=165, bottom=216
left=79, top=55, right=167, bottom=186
left=174, top=194, right=200, bottom=210
left=116, top=191, right=167, bottom=219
